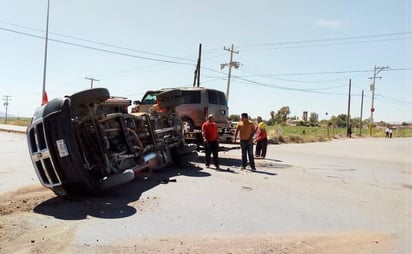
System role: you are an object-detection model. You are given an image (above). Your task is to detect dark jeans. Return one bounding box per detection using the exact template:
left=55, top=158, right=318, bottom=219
left=240, top=140, right=255, bottom=169
left=205, top=140, right=219, bottom=168
left=255, top=138, right=267, bottom=158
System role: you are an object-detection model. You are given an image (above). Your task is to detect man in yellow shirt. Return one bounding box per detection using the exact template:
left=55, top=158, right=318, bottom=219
left=234, top=113, right=256, bottom=171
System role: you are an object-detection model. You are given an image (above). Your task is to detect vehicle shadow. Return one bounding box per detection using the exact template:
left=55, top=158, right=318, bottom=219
left=196, top=154, right=290, bottom=175
left=33, top=164, right=210, bottom=220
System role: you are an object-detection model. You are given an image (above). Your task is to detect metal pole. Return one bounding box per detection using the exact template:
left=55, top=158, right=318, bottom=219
left=226, top=44, right=234, bottom=103
left=2, top=95, right=11, bottom=124
left=346, top=79, right=351, bottom=137
left=369, top=66, right=376, bottom=136
left=197, top=43, right=201, bottom=87
left=41, top=0, right=50, bottom=104
left=85, top=77, right=99, bottom=88
left=360, top=90, right=364, bottom=136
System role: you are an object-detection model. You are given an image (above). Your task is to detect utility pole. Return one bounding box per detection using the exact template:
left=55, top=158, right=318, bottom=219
left=2, top=95, right=11, bottom=124
left=193, top=43, right=202, bottom=87
left=85, top=77, right=100, bottom=88
left=346, top=79, right=352, bottom=137
left=359, top=90, right=364, bottom=136
left=368, top=65, right=389, bottom=136
left=221, top=44, right=239, bottom=103
left=41, top=0, right=51, bottom=105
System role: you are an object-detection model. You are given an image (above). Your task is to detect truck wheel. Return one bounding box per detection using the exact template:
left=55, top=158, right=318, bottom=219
left=182, top=117, right=194, bottom=133
left=171, top=144, right=198, bottom=165
left=70, top=88, right=110, bottom=108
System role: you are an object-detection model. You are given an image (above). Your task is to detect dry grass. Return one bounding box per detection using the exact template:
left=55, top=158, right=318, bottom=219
left=266, top=125, right=412, bottom=144
left=0, top=117, right=31, bottom=127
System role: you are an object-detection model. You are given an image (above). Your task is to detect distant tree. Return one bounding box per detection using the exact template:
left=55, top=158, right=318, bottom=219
left=309, top=112, right=319, bottom=126
left=270, top=111, right=275, bottom=120
left=275, top=106, right=290, bottom=123
left=377, top=121, right=387, bottom=127
left=330, top=114, right=347, bottom=128
left=229, top=114, right=240, bottom=121
left=351, top=117, right=361, bottom=128
left=256, top=116, right=263, bottom=123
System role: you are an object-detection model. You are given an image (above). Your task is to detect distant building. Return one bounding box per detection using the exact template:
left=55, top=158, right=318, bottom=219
left=302, top=111, right=308, bottom=121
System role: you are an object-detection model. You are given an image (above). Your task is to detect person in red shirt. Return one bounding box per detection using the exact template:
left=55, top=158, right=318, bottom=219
left=202, top=114, right=220, bottom=170
left=255, top=122, right=268, bottom=159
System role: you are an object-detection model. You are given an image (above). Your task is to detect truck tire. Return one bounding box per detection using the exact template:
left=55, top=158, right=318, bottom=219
left=182, top=117, right=194, bottom=133
left=70, top=88, right=110, bottom=108
left=171, top=144, right=198, bottom=165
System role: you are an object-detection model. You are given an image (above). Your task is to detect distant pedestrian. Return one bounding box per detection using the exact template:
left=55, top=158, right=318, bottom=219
left=389, top=129, right=393, bottom=139
left=255, top=122, right=268, bottom=159
left=234, top=113, right=256, bottom=171
left=347, top=124, right=352, bottom=138
left=385, top=127, right=390, bottom=138
left=202, top=114, right=220, bottom=170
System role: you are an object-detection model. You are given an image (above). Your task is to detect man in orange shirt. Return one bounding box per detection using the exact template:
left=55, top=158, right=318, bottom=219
left=234, top=113, right=256, bottom=171
left=202, top=114, right=220, bottom=170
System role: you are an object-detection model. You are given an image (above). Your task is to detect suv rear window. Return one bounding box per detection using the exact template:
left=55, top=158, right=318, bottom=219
left=218, top=91, right=227, bottom=106
left=208, top=90, right=219, bottom=105
left=182, top=91, right=201, bottom=104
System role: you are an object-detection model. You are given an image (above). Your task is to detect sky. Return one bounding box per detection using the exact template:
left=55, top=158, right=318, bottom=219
left=0, top=0, right=411, bottom=123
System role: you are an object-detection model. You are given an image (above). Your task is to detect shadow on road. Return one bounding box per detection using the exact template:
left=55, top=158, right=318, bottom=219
left=196, top=154, right=291, bottom=173
left=33, top=164, right=210, bottom=220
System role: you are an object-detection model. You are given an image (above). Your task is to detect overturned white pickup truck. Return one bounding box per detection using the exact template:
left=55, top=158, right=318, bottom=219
left=26, top=88, right=197, bottom=197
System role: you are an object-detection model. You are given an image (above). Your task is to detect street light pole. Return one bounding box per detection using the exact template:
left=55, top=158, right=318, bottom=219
left=221, top=44, right=239, bottom=104
left=368, top=65, right=389, bottom=136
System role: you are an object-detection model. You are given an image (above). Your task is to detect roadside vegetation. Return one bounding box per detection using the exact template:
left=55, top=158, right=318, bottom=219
left=230, top=105, right=412, bottom=144
left=3, top=112, right=412, bottom=145
left=266, top=125, right=412, bottom=144
left=1, top=117, right=31, bottom=127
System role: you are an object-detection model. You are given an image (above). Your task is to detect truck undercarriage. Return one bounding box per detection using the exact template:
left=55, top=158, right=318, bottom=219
left=26, top=88, right=197, bottom=197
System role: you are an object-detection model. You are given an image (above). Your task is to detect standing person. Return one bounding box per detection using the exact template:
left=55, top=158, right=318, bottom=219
left=234, top=113, right=256, bottom=171
left=255, top=122, right=268, bottom=159
left=202, top=114, right=220, bottom=170
left=389, top=128, right=393, bottom=139
left=385, top=127, right=390, bottom=138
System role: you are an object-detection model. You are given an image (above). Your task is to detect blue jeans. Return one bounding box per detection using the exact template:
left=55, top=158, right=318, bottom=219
left=240, top=140, right=255, bottom=169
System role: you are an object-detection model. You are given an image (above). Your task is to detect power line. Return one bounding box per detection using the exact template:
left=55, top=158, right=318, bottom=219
left=239, top=32, right=412, bottom=49
left=241, top=37, right=412, bottom=52
left=201, top=66, right=412, bottom=79
left=0, top=26, right=196, bottom=66
left=0, top=20, right=196, bottom=62
left=375, top=94, right=412, bottom=105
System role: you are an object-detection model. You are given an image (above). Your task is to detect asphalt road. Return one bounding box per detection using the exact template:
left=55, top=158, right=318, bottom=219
left=0, top=130, right=410, bottom=253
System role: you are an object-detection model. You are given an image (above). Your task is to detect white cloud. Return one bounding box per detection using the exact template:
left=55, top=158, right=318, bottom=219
left=315, top=19, right=342, bottom=28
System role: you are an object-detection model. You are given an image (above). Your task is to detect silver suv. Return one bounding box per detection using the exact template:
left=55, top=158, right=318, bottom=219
left=133, top=87, right=228, bottom=131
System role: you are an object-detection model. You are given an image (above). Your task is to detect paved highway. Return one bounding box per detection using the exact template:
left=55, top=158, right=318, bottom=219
left=0, top=130, right=410, bottom=253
